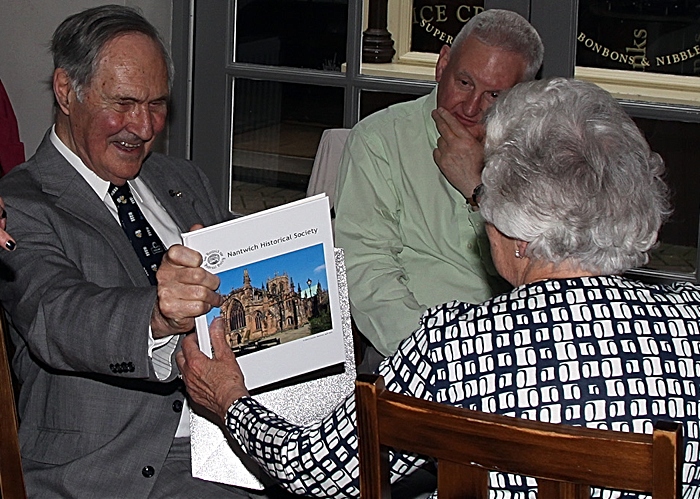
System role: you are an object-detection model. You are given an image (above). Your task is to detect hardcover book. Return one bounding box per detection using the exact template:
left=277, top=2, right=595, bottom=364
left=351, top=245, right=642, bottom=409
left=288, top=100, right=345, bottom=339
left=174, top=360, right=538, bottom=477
left=181, top=194, right=355, bottom=488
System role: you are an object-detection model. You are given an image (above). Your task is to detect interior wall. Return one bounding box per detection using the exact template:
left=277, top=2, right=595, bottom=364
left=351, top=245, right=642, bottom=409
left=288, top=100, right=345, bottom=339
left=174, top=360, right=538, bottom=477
left=0, top=0, right=173, bottom=158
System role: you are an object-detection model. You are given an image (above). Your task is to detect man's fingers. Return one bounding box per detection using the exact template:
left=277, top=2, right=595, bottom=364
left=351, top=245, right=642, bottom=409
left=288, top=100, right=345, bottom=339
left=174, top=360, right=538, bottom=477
left=158, top=265, right=221, bottom=292
left=179, top=332, right=201, bottom=362
left=433, top=107, right=484, bottom=144
left=163, top=244, right=204, bottom=268
left=183, top=330, right=199, bottom=349
left=157, top=287, right=222, bottom=319
left=157, top=247, right=221, bottom=294
left=432, top=107, right=467, bottom=138
left=209, top=318, right=231, bottom=359
left=431, top=108, right=454, bottom=138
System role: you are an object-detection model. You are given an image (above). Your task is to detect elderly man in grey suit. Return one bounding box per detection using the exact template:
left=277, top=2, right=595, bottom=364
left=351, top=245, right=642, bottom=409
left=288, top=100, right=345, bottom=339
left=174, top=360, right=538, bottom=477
left=0, top=6, right=269, bottom=499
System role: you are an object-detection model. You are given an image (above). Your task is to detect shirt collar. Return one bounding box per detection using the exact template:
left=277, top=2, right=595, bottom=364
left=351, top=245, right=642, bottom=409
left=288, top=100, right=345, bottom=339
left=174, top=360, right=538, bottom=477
left=423, top=86, right=439, bottom=148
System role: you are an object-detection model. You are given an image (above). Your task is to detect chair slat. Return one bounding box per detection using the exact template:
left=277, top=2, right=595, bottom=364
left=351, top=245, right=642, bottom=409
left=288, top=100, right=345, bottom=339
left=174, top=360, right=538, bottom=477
left=437, top=461, right=488, bottom=499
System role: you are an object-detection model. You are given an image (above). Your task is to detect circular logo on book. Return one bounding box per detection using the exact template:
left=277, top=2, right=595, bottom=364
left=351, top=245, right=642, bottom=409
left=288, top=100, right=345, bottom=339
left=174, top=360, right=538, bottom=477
left=203, top=249, right=225, bottom=270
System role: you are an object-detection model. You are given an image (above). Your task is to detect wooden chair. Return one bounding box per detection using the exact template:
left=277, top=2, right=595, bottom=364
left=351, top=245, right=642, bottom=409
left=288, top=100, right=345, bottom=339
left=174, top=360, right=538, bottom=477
left=0, top=308, right=26, bottom=499
left=355, top=373, right=683, bottom=499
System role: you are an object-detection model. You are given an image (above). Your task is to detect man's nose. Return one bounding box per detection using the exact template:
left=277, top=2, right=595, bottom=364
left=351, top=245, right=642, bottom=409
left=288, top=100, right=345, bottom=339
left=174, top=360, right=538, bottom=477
left=462, top=92, right=482, bottom=118
left=128, top=105, right=154, bottom=140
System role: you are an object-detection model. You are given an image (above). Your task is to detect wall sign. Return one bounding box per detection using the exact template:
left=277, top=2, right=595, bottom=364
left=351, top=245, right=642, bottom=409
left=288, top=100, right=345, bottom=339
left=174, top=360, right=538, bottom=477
left=578, top=1, right=700, bottom=76
left=411, top=0, right=484, bottom=53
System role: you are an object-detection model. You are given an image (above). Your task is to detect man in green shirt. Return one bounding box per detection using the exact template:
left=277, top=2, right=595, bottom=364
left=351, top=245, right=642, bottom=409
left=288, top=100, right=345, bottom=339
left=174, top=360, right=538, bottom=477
left=334, top=10, right=544, bottom=370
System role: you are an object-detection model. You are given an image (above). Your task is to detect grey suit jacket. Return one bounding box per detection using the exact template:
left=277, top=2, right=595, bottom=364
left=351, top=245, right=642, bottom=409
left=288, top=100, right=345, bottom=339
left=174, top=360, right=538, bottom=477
left=0, top=132, right=228, bottom=497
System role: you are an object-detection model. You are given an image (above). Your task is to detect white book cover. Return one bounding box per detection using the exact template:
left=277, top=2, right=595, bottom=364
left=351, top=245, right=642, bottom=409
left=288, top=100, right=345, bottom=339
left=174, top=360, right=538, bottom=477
left=182, top=194, right=344, bottom=390
left=182, top=194, right=354, bottom=488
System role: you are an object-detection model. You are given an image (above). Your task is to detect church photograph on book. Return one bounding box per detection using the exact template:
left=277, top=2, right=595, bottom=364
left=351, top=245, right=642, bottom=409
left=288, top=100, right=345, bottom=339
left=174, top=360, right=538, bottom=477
left=207, top=243, right=332, bottom=357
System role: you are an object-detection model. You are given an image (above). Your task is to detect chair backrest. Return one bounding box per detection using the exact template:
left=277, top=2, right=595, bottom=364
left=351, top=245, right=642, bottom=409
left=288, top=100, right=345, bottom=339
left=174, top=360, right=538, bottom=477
left=306, top=128, right=351, bottom=211
left=0, top=308, right=26, bottom=499
left=355, top=373, right=683, bottom=499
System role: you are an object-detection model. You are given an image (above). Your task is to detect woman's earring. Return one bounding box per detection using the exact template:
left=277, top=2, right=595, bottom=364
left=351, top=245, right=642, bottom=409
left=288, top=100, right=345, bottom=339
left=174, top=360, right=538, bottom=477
left=515, top=249, right=521, bottom=258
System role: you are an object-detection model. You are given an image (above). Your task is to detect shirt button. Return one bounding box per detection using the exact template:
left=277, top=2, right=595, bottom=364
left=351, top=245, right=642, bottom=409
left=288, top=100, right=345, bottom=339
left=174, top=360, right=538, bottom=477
left=467, top=243, right=473, bottom=249
left=142, top=466, right=155, bottom=478
left=172, top=400, right=183, bottom=413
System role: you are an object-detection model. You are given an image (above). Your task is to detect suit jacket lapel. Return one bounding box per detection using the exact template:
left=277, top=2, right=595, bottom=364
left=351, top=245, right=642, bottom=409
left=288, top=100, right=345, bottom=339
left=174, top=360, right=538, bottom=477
left=33, top=133, right=152, bottom=286
left=139, top=157, right=203, bottom=235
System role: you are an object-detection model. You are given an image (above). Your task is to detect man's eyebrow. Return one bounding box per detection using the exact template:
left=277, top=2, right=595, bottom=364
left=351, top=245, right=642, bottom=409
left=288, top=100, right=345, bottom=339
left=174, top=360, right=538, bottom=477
left=454, top=70, right=473, bottom=80
left=112, top=93, right=169, bottom=103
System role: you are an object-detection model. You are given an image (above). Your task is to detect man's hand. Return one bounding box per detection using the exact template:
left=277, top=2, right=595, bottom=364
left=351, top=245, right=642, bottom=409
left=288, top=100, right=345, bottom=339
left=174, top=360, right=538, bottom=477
left=431, top=107, right=484, bottom=199
left=150, top=243, right=223, bottom=339
left=176, top=317, right=249, bottom=422
left=0, top=197, right=16, bottom=251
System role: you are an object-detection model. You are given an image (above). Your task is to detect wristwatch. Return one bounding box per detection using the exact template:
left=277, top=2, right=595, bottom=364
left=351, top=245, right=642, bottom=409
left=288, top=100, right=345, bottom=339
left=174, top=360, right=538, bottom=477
left=468, top=183, right=484, bottom=208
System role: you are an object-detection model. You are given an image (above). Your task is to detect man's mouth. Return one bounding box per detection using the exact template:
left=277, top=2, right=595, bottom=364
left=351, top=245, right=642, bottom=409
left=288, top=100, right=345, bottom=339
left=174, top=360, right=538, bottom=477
left=115, top=140, right=142, bottom=151
left=456, top=115, right=479, bottom=128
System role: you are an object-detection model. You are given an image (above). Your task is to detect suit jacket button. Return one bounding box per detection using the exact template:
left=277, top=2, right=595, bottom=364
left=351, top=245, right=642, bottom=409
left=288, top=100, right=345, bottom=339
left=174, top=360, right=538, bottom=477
left=109, top=364, right=116, bottom=373
left=128, top=362, right=135, bottom=372
left=142, top=466, right=155, bottom=478
left=172, top=400, right=183, bottom=413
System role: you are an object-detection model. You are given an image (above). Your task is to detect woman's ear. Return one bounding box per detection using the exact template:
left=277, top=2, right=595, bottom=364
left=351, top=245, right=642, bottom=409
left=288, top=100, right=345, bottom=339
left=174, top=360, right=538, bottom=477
left=515, top=239, right=529, bottom=258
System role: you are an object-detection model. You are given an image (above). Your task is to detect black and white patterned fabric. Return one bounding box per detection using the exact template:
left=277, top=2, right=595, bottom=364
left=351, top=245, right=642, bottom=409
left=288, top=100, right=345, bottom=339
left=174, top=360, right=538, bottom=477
left=226, top=275, right=700, bottom=498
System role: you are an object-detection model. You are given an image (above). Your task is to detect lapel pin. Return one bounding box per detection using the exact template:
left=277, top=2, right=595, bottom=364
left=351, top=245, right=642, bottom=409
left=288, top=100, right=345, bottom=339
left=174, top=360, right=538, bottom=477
left=169, top=190, right=183, bottom=198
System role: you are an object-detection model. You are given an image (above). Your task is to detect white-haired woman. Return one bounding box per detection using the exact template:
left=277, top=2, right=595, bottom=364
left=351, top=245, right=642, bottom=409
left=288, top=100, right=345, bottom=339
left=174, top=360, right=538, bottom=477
left=178, top=78, right=700, bottom=497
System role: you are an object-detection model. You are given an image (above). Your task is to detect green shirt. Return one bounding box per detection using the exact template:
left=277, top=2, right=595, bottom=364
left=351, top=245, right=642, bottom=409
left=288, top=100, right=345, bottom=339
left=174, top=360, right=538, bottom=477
left=334, top=88, right=506, bottom=356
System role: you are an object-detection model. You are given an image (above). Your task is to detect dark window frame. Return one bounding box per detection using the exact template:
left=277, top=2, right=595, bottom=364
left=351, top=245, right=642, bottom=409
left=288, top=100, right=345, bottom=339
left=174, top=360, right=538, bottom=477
left=172, top=0, right=700, bottom=283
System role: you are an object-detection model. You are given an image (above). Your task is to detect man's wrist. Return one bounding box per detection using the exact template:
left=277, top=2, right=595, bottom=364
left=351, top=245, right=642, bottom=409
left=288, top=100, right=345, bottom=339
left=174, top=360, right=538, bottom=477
left=467, top=183, right=484, bottom=208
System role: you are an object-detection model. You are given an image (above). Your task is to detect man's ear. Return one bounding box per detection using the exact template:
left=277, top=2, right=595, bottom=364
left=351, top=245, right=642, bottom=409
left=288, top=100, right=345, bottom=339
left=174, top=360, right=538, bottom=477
left=53, top=68, right=74, bottom=115
left=435, top=45, right=451, bottom=83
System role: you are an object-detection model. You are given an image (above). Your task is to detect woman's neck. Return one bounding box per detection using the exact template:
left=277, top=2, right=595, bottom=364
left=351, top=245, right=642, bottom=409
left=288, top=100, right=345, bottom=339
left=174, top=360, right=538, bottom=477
left=519, top=259, right=598, bottom=287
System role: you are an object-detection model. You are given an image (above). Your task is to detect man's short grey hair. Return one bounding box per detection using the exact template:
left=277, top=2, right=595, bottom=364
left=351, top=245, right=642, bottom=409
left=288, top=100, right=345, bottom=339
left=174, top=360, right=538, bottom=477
left=51, top=4, right=174, bottom=101
left=479, top=77, right=671, bottom=275
left=452, top=9, right=544, bottom=81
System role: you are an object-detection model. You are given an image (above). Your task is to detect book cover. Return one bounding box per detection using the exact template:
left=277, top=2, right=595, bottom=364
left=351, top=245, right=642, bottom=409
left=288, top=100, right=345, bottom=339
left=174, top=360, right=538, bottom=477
left=182, top=194, right=345, bottom=391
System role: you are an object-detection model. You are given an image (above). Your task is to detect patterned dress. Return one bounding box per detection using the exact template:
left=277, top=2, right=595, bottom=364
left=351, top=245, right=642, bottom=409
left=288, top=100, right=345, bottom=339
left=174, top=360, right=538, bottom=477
left=226, top=275, right=700, bottom=498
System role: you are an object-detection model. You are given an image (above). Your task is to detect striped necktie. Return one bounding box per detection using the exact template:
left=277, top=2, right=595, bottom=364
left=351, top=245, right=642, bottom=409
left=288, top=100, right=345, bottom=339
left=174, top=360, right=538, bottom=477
left=109, top=182, right=165, bottom=285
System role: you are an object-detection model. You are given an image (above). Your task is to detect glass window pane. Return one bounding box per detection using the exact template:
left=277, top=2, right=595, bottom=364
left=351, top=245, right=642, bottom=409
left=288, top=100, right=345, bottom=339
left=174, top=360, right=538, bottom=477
left=635, top=117, right=700, bottom=274
left=577, top=1, right=700, bottom=77
left=360, top=90, right=423, bottom=120
left=231, top=80, right=344, bottom=215
left=411, top=0, right=484, bottom=53
left=235, top=0, right=348, bottom=71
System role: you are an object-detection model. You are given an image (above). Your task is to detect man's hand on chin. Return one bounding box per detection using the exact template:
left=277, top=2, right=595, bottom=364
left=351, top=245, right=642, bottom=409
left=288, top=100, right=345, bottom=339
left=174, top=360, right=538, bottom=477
left=431, top=107, right=485, bottom=199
